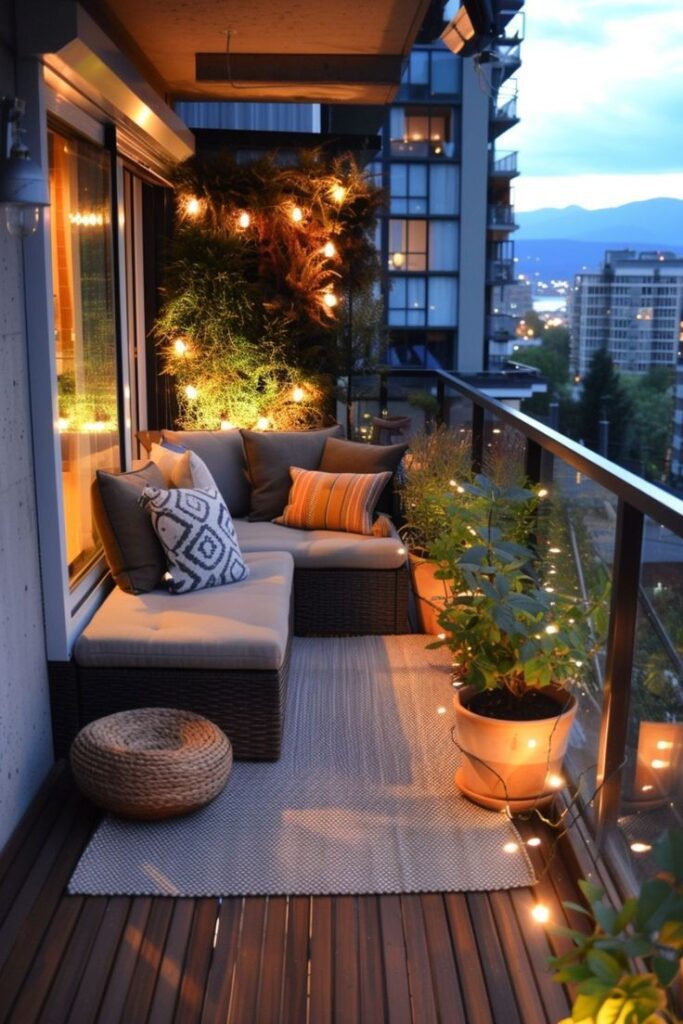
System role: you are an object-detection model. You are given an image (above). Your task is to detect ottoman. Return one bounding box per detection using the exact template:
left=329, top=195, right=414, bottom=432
left=70, top=708, right=232, bottom=819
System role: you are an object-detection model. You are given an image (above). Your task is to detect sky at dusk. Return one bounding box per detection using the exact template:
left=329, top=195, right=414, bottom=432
left=507, top=0, right=683, bottom=211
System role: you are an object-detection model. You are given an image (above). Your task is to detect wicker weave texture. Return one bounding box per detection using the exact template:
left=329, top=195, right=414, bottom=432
left=294, top=567, right=409, bottom=636
left=75, top=640, right=290, bottom=762
left=70, top=708, right=232, bottom=819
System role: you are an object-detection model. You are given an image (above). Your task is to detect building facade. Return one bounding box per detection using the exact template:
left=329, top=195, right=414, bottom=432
left=571, top=250, right=683, bottom=379
left=376, top=19, right=521, bottom=373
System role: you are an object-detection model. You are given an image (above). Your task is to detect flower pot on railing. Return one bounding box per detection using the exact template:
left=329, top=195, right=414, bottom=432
left=453, top=685, right=577, bottom=812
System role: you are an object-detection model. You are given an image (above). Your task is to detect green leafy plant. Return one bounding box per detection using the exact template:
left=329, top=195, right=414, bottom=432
left=550, top=829, right=683, bottom=1024
left=428, top=475, right=598, bottom=699
left=398, top=426, right=473, bottom=555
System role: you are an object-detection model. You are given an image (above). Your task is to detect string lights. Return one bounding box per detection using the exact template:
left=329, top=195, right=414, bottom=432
left=237, top=210, right=251, bottom=229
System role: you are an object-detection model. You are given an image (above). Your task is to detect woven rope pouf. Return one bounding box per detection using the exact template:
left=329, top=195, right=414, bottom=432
left=70, top=708, right=233, bottom=820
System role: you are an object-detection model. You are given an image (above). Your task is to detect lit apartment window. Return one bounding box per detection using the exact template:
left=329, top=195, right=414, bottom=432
left=389, top=219, right=427, bottom=270
left=48, top=127, right=119, bottom=586
left=389, top=107, right=454, bottom=158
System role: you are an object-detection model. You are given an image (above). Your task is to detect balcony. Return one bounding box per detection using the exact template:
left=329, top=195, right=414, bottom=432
left=489, top=95, right=519, bottom=139
left=489, top=150, right=519, bottom=178
left=487, top=203, right=518, bottom=233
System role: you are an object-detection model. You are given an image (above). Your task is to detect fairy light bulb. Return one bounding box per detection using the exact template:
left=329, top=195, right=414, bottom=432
left=238, top=210, right=251, bottom=229
left=527, top=837, right=541, bottom=847
left=392, top=252, right=405, bottom=268
left=220, top=419, right=234, bottom=431
left=292, top=386, right=304, bottom=402
left=256, top=416, right=270, bottom=431
left=331, top=183, right=346, bottom=204
left=538, top=488, right=549, bottom=498
left=323, top=291, right=338, bottom=308
left=531, top=904, right=550, bottom=924
left=185, top=197, right=200, bottom=217
left=323, top=241, right=336, bottom=258
left=291, top=206, right=303, bottom=223
left=545, top=624, right=559, bottom=635
left=630, top=842, right=652, bottom=853
left=185, top=385, right=198, bottom=400
left=174, top=338, right=188, bottom=356
left=547, top=774, right=564, bottom=789
left=503, top=842, right=519, bottom=854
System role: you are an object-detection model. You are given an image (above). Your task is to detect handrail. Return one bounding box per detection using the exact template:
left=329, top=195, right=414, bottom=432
left=385, top=367, right=683, bottom=537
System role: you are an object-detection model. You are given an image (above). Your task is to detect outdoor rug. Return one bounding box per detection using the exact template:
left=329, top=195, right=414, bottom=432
left=69, top=636, right=534, bottom=897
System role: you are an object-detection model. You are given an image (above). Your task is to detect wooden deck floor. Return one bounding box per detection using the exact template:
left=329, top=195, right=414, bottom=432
left=0, top=763, right=586, bottom=1023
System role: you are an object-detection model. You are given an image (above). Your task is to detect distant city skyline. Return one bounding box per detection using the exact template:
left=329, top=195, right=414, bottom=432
left=507, top=0, right=683, bottom=212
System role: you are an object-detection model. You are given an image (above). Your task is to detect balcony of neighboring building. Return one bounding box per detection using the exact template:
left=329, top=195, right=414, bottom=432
left=487, top=240, right=516, bottom=284
left=487, top=202, right=518, bottom=236
left=489, top=92, right=519, bottom=139
left=489, top=149, right=520, bottom=179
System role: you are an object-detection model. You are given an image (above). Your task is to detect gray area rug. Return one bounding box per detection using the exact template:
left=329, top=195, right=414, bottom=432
left=69, top=636, right=534, bottom=896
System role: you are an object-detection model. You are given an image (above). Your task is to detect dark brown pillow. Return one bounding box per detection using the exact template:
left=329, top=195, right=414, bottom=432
left=162, top=429, right=251, bottom=519
left=319, top=437, right=407, bottom=515
left=241, top=425, right=344, bottom=521
left=92, top=462, right=167, bottom=594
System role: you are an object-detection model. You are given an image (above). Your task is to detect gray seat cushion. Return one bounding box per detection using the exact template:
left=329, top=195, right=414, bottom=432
left=161, top=429, right=251, bottom=518
left=234, top=519, right=407, bottom=570
left=74, top=551, right=293, bottom=671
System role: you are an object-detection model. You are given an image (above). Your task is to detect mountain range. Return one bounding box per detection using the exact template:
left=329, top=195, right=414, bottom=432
left=514, top=198, right=683, bottom=281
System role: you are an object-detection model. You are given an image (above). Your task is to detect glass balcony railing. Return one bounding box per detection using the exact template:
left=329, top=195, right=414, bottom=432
left=489, top=151, right=519, bottom=177
left=344, top=367, right=683, bottom=895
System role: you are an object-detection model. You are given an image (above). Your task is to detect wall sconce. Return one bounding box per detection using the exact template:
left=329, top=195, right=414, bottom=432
left=0, top=97, right=50, bottom=238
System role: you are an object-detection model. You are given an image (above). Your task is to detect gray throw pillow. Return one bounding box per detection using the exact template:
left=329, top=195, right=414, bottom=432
left=162, top=429, right=251, bottom=518
left=319, top=436, right=407, bottom=515
left=140, top=486, right=249, bottom=594
left=241, top=425, right=344, bottom=521
left=92, top=462, right=167, bottom=594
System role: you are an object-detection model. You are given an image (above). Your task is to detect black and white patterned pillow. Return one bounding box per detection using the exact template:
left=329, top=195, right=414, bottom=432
left=140, top=486, right=249, bottom=593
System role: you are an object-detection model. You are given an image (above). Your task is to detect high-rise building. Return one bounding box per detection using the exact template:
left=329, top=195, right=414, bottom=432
left=571, top=250, right=683, bottom=378
left=375, top=9, right=523, bottom=372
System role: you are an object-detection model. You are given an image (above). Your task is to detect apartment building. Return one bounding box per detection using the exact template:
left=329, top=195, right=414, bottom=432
left=571, top=249, right=683, bottom=378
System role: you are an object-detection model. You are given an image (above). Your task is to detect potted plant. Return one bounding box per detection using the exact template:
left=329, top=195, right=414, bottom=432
left=429, top=475, right=599, bottom=811
left=624, top=656, right=683, bottom=811
left=549, top=828, right=683, bottom=1024
left=399, top=426, right=473, bottom=633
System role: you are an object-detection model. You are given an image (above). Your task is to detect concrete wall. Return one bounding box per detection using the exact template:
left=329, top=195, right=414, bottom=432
left=0, top=6, right=54, bottom=851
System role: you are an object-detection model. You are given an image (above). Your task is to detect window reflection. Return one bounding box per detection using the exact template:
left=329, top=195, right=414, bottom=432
left=49, top=127, right=119, bottom=585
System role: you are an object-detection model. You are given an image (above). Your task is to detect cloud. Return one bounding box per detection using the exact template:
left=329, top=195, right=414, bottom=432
left=505, top=0, right=683, bottom=178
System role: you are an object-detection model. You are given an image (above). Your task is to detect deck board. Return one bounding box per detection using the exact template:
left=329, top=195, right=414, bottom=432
left=0, top=765, right=576, bottom=1023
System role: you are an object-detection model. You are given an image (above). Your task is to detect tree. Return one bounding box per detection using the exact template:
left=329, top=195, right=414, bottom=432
left=519, top=325, right=571, bottom=418
left=620, top=368, right=674, bottom=480
left=578, top=347, right=633, bottom=458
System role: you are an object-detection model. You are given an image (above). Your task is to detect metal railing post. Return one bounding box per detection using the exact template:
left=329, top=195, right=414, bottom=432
left=471, top=404, right=485, bottom=475
left=436, top=376, right=445, bottom=425
left=594, top=499, right=644, bottom=843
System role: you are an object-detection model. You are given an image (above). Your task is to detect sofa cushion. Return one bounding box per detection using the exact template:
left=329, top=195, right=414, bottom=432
left=74, top=551, right=293, bottom=671
left=162, top=429, right=251, bottom=518
left=275, top=466, right=391, bottom=535
left=149, top=442, right=217, bottom=492
left=234, top=519, right=407, bottom=570
left=140, top=486, right=249, bottom=594
left=92, top=462, right=167, bottom=594
left=241, top=425, right=344, bottom=521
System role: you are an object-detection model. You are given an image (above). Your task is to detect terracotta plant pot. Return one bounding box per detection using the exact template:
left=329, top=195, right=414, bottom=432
left=623, top=720, right=683, bottom=811
left=452, top=685, right=577, bottom=812
left=408, top=553, right=450, bottom=635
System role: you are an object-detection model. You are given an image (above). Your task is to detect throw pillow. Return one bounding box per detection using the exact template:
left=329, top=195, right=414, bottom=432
left=92, top=462, right=167, bottom=594
left=140, top=486, right=249, bottom=593
left=241, top=425, right=344, bottom=521
left=274, top=467, right=391, bottom=535
left=162, top=429, right=251, bottom=518
left=319, top=436, right=408, bottom=515
left=150, top=442, right=217, bottom=492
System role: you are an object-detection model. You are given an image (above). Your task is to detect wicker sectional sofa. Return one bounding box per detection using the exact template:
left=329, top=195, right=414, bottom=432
left=52, top=428, right=409, bottom=761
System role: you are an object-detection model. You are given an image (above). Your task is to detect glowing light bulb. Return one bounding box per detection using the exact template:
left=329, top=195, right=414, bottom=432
left=185, top=197, right=200, bottom=217
left=291, top=206, right=303, bottom=223
left=184, top=385, right=198, bottom=400
left=545, top=624, right=559, bottom=635
left=641, top=785, right=654, bottom=792
left=656, top=740, right=673, bottom=750
left=391, top=252, right=405, bottom=268
left=549, top=547, right=561, bottom=554
left=323, top=241, right=337, bottom=259
left=437, top=632, right=446, bottom=641
left=220, top=419, right=234, bottom=431
left=238, top=211, right=251, bottom=229
left=538, top=488, right=548, bottom=498
left=449, top=479, right=457, bottom=487
left=256, top=416, right=270, bottom=431
left=651, top=759, right=670, bottom=769
left=174, top=338, right=188, bottom=356
left=331, top=183, right=346, bottom=204
left=437, top=706, right=447, bottom=715
left=503, top=842, right=519, bottom=854
left=548, top=774, right=564, bottom=789
left=323, top=292, right=338, bottom=308
left=57, top=417, right=70, bottom=432
left=527, top=739, right=537, bottom=749
left=292, top=386, right=305, bottom=402
left=527, top=837, right=541, bottom=847
left=630, top=842, right=652, bottom=853
left=396, top=546, right=406, bottom=556
left=531, top=904, right=550, bottom=924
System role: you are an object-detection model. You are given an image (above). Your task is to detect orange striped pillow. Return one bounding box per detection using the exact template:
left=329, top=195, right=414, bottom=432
left=274, top=467, right=392, bottom=535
